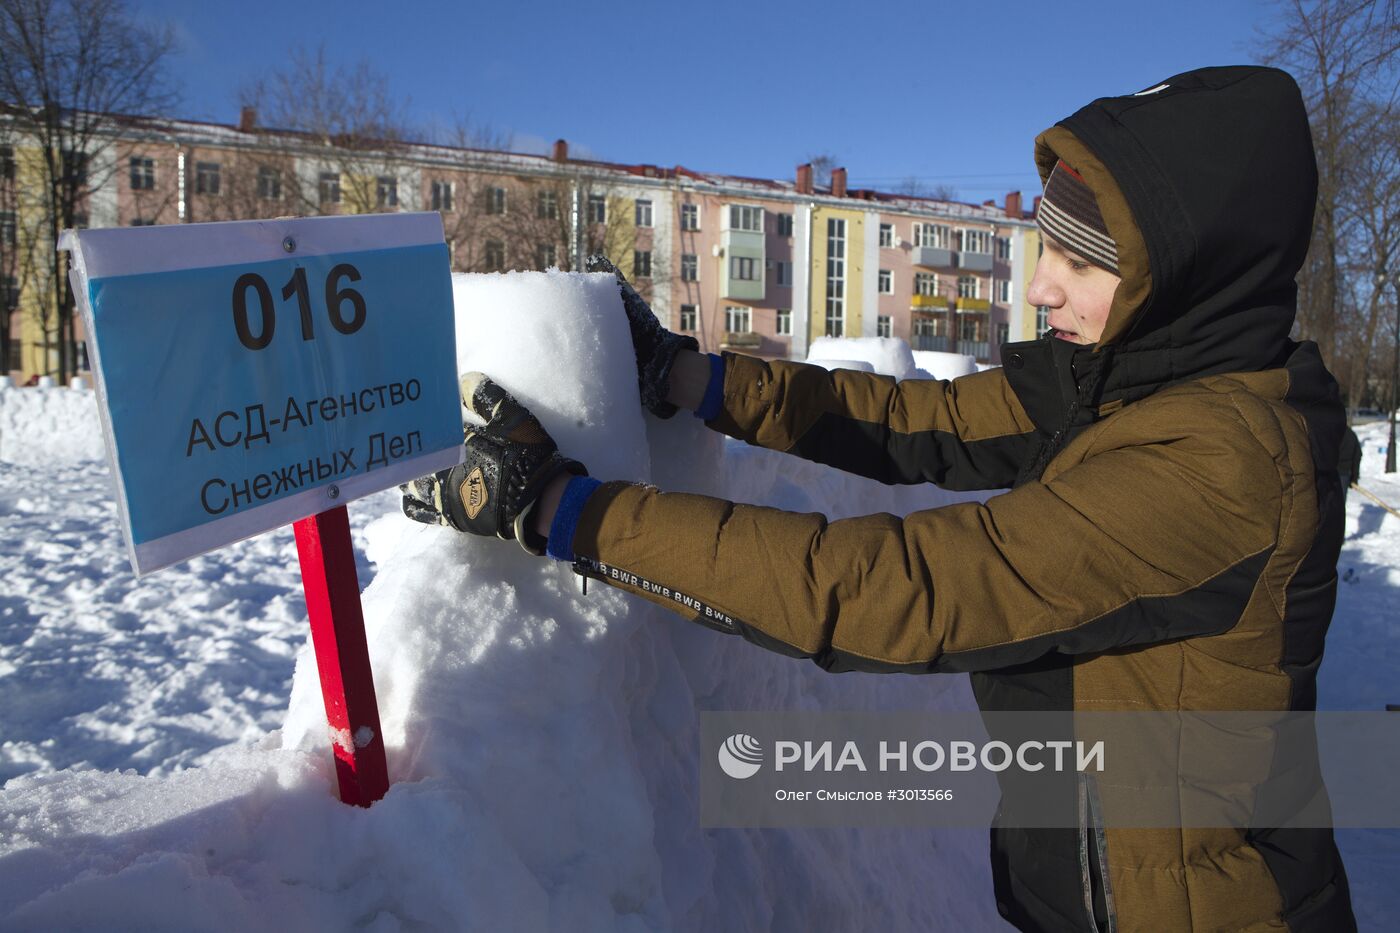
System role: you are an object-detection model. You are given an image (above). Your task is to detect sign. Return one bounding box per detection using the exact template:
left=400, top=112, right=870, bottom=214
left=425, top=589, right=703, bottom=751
left=64, top=213, right=463, bottom=576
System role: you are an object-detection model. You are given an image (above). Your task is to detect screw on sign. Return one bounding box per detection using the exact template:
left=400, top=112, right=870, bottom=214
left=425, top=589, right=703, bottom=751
left=62, top=213, right=464, bottom=808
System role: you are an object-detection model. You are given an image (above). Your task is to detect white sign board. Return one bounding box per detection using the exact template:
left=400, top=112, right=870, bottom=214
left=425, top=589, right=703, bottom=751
left=64, top=213, right=464, bottom=576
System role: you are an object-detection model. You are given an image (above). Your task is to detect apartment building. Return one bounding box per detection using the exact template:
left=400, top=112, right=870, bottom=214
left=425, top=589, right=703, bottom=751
left=1, top=108, right=1039, bottom=383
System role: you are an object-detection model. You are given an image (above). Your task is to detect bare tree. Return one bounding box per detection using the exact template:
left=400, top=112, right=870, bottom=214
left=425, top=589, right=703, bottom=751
left=0, top=0, right=176, bottom=383
left=1259, top=0, right=1400, bottom=384
left=239, top=48, right=414, bottom=218
left=804, top=152, right=840, bottom=189
left=892, top=176, right=959, bottom=202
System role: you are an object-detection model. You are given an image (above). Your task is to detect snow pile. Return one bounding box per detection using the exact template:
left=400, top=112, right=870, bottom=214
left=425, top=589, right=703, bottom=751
left=804, top=358, right=875, bottom=374
left=807, top=336, right=915, bottom=380
left=0, top=272, right=996, bottom=932
left=911, top=351, right=978, bottom=381
left=0, top=383, right=104, bottom=467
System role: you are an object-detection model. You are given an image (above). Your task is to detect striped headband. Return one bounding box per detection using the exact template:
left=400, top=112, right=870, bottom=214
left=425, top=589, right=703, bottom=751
left=1037, top=161, right=1119, bottom=276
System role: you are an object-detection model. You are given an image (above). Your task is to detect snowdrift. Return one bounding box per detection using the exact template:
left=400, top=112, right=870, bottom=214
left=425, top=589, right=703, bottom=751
left=0, top=273, right=999, bottom=931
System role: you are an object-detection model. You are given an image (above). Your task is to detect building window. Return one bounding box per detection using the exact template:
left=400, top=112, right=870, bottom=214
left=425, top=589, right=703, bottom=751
left=725, top=305, right=751, bottom=333
left=729, top=204, right=763, bottom=232
left=431, top=180, right=453, bottom=212
left=681, top=254, right=698, bottom=281
left=2, top=274, right=17, bottom=312
left=914, top=223, right=949, bottom=248
left=961, top=229, right=990, bottom=254
left=634, top=250, right=652, bottom=278
left=776, top=212, right=794, bottom=237
left=377, top=176, right=398, bottom=208
left=913, top=317, right=936, bottom=341
left=996, top=236, right=1012, bottom=261
left=194, top=161, right=221, bottom=196
left=996, top=279, right=1012, bottom=303
left=484, top=240, right=506, bottom=272
left=129, top=157, right=155, bottom=190
left=996, top=322, right=1009, bottom=347
left=730, top=256, right=758, bottom=281
left=485, top=186, right=507, bottom=215
left=258, top=166, right=282, bottom=200
left=680, top=203, right=699, bottom=231
left=0, top=146, right=13, bottom=181
left=319, top=171, right=341, bottom=204
left=587, top=194, right=607, bottom=224
left=537, top=242, right=556, bottom=269
left=879, top=223, right=894, bottom=248
left=537, top=190, right=558, bottom=219
left=0, top=211, right=15, bottom=246
left=776, top=308, right=792, bottom=336
left=62, top=149, right=88, bottom=186
left=826, top=217, right=846, bottom=338
left=878, top=269, right=893, bottom=294
left=774, top=260, right=792, bottom=287
left=958, top=275, right=979, bottom=299
left=635, top=199, right=653, bottom=227
left=914, top=271, right=938, bottom=297
left=678, top=304, right=698, bottom=331
left=128, top=217, right=156, bottom=227
left=1036, top=305, right=1050, bottom=334
left=877, top=315, right=892, bottom=338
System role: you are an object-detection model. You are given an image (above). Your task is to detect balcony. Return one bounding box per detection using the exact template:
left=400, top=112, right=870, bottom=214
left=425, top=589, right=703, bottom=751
left=913, top=246, right=955, bottom=269
left=721, top=222, right=765, bottom=302
left=959, top=251, right=993, bottom=273
left=911, top=295, right=989, bottom=312
left=912, top=334, right=989, bottom=360
left=721, top=331, right=762, bottom=350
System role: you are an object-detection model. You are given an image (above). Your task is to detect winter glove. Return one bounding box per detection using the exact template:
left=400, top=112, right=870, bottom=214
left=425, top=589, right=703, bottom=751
left=585, top=254, right=698, bottom=418
left=400, top=373, right=587, bottom=556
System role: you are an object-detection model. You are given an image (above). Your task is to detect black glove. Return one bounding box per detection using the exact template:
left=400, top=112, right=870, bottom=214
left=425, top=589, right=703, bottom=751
left=585, top=254, right=698, bottom=418
left=401, top=373, right=587, bottom=555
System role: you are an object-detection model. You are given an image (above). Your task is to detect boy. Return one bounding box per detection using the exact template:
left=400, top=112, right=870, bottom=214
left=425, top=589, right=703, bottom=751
left=407, top=66, right=1355, bottom=931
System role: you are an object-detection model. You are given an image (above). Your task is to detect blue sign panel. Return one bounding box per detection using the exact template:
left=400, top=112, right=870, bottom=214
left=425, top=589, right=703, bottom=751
left=68, top=214, right=463, bottom=575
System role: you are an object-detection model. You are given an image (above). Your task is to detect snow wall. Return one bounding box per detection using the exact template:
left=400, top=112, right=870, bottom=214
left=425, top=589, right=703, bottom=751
left=0, top=271, right=997, bottom=932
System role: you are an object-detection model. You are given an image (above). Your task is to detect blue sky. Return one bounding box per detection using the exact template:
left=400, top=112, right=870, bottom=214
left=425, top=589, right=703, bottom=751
left=130, top=0, right=1279, bottom=202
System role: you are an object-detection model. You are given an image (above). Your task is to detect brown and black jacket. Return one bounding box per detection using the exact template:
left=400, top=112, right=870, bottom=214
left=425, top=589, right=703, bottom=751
left=564, top=66, right=1355, bottom=932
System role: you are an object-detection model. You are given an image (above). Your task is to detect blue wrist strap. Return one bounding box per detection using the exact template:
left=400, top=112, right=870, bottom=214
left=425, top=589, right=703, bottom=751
left=693, top=353, right=726, bottom=422
left=546, top=476, right=603, bottom=561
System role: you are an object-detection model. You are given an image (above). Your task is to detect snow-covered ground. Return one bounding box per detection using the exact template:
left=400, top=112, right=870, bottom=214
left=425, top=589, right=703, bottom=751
left=1, top=306, right=1397, bottom=929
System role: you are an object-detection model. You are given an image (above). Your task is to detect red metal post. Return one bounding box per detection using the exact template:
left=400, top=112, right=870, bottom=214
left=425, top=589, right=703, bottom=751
left=293, top=505, right=389, bottom=807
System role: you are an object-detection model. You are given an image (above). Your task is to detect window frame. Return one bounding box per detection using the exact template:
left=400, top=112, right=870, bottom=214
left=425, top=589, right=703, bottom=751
left=376, top=175, right=398, bottom=209
left=194, top=160, right=221, bottom=196
left=257, top=166, right=282, bottom=201
left=587, top=194, right=607, bottom=225
left=318, top=171, right=341, bottom=205
left=129, top=156, right=155, bottom=191
left=431, top=180, right=454, bottom=212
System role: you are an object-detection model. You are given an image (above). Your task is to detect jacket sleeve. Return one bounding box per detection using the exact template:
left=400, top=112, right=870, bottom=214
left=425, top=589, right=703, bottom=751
left=569, top=396, right=1282, bottom=673
left=706, top=352, right=1039, bottom=492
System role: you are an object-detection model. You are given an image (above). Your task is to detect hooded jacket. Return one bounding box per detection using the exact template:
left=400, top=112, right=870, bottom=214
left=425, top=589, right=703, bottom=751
left=563, top=66, right=1355, bottom=932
